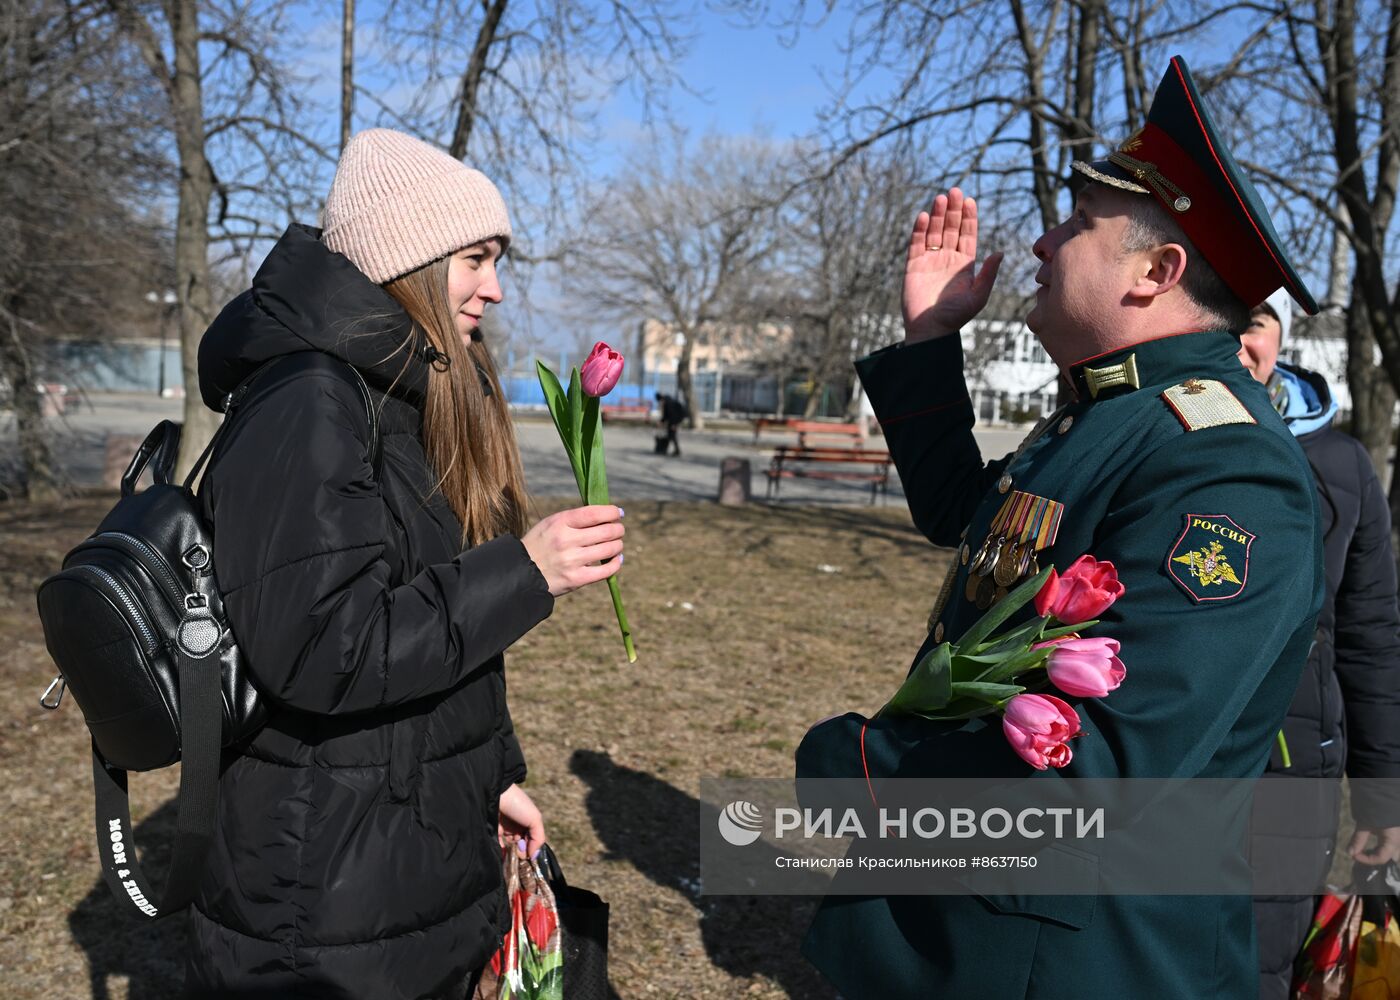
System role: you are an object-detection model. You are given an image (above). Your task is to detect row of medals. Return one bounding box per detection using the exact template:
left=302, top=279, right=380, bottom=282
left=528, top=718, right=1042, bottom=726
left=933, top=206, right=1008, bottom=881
left=963, top=534, right=1039, bottom=610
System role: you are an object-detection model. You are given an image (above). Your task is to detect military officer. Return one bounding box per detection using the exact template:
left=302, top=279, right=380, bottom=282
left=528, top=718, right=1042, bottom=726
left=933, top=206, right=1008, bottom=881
left=796, top=56, right=1325, bottom=998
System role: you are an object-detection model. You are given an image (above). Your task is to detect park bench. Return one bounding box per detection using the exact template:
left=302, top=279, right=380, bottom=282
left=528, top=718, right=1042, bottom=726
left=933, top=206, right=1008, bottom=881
left=600, top=403, right=652, bottom=423
left=764, top=445, right=893, bottom=504
left=752, top=417, right=866, bottom=447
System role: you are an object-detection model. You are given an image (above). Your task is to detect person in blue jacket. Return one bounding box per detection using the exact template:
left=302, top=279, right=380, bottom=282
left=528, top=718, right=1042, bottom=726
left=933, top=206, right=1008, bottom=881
left=1240, top=290, right=1400, bottom=1000
left=796, top=57, right=1325, bottom=999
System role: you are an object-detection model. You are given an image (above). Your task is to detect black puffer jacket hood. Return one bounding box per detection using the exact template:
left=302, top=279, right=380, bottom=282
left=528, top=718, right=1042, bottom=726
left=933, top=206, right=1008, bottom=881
left=188, top=225, right=553, bottom=999
left=199, top=223, right=431, bottom=411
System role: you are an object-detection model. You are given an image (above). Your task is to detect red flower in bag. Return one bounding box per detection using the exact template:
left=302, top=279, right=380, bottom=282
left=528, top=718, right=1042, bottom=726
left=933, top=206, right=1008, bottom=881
left=526, top=892, right=558, bottom=950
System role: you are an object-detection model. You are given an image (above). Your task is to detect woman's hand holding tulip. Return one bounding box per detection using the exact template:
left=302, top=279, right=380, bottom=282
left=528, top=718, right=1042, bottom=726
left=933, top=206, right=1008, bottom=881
left=521, top=504, right=624, bottom=597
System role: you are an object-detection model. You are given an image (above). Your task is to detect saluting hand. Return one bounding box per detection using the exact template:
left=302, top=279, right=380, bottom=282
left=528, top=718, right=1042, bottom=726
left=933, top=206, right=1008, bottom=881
left=521, top=504, right=624, bottom=597
left=902, top=187, right=1003, bottom=345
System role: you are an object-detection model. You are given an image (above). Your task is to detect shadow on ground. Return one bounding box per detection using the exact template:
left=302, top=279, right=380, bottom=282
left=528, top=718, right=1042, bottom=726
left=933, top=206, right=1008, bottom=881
left=571, top=749, right=836, bottom=999
left=69, top=801, right=185, bottom=999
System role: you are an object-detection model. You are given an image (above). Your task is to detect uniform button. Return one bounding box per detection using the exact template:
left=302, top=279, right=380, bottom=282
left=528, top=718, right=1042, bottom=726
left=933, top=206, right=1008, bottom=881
left=960, top=544, right=970, bottom=564
left=934, top=622, right=945, bottom=642
left=1058, top=416, right=1074, bottom=434
left=998, top=474, right=1012, bottom=494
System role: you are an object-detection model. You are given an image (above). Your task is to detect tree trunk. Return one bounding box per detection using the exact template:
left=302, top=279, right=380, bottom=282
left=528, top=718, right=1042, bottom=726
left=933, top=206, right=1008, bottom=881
left=449, top=0, right=509, bottom=160
left=169, top=1, right=220, bottom=479
left=1, top=307, right=61, bottom=501
left=341, top=0, right=354, bottom=152
left=1345, top=290, right=1395, bottom=476
left=676, top=331, right=703, bottom=430
left=803, top=379, right=825, bottom=418
left=1326, top=202, right=1351, bottom=311
left=1008, top=0, right=1061, bottom=232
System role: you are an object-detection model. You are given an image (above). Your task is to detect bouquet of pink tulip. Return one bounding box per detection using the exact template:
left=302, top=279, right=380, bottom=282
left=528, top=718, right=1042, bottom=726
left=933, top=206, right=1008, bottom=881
left=878, top=555, right=1126, bottom=769
left=536, top=342, right=636, bottom=662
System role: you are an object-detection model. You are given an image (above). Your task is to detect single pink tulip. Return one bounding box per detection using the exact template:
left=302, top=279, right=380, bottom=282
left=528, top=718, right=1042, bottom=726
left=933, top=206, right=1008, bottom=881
left=1034, top=554, right=1125, bottom=623
left=1002, top=693, right=1081, bottom=770
left=1036, top=635, right=1126, bottom=698
left=580, top=341, right=625, bottom=397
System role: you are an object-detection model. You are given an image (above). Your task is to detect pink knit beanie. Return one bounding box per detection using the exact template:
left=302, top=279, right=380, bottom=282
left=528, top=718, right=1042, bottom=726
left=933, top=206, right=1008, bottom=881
left=321, top=128, right=512, bottom=284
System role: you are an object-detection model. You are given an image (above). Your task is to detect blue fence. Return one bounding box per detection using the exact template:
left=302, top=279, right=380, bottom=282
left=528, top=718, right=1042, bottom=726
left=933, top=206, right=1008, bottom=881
left=45, top=342, right=841, bottom=417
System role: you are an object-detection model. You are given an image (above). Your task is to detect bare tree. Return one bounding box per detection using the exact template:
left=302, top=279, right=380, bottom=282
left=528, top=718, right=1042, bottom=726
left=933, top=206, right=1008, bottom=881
left=342, top=0, right=355, bottom=152
left=731, top=0, right=1276, bottom=273
left=1220, top=1, right=1400, bottom=508
left=105, top=0, right=332, bottom=475
left=569, top=136, right=786, bottom=429
left=365, top=0, right=694, bottom=256
left=777, top=142, right=919, bottom=416
left=1, top=0, right=170, bottom=499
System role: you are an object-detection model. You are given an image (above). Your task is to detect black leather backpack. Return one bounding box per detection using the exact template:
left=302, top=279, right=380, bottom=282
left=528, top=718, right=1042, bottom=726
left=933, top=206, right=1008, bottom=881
left=35, top=351, right=379, bottom=921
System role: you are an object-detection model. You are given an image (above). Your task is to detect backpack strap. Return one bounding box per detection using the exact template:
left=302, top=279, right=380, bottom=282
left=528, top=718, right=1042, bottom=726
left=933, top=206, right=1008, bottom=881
left=183, top=352, right=382, bottom=491
left=92, top=641, right=224, bottom=920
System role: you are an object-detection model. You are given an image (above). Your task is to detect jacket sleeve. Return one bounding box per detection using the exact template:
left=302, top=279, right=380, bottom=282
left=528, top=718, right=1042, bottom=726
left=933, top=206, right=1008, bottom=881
left=1331, top=438, right=1400, bottom=827
left=799, top=424, right=1322, bottom=783
left=498, top=688, right=528, bottom=787
left=855, top=336, right=1011, bottom=547
left=1051, top=426, right=1321, bottom=780
left=207, top=372, right=555, bottom=715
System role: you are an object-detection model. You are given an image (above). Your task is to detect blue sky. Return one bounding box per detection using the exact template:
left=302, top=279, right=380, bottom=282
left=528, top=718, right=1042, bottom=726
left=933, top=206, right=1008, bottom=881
left=275, top=3, right=875, bottom=351
left=263, top=4, right=1327, bottom=352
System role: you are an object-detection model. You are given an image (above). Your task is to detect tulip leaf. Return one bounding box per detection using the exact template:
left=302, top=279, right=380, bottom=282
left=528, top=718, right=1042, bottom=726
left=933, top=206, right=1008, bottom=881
left=884, top=642, right=952, bottom=716
left=969, top=616, right=1047, bottom=657
left=948, top=681, right=1025, bottom=705
left=955, top=566, right=1053, bottom=650
left=1037, top=620, right=1100, bottom=642
left=581, top=393, right=611, bottom=505
left=536, top=361, right=572, bottom=454
left=950, top=653, right=997, bottom=682
left=566, top=367, right=586, bottom=496
left=973, top=647, right=1051, bottom=685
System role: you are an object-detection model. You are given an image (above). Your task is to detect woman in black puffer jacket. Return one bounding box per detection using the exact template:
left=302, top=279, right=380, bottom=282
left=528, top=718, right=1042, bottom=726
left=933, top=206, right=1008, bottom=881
left=187, top=129, right=625, bottom=999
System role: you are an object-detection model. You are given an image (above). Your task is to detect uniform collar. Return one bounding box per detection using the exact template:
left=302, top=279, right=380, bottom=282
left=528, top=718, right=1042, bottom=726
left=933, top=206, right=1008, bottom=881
left=1064, top=329, right=1242, bottom=403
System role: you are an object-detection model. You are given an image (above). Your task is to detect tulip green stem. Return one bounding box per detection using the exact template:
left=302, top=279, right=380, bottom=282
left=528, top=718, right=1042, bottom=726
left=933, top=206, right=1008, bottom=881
left=608, top=575, right=636, bottom=663
left=1275, top=730, right=1291, bottom=769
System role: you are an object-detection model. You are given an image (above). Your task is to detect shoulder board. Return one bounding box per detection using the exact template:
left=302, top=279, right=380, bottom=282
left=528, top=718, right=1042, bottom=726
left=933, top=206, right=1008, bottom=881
left=1160, top=379, right=1257, bottom=432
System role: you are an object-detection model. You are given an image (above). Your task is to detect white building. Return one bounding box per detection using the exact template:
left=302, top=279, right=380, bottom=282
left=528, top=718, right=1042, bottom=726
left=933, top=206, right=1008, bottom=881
left=954, top=314, right=1354, bottom=426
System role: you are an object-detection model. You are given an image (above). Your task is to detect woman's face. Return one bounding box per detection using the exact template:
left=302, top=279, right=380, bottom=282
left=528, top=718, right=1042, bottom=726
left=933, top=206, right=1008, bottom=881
left=446, top=239, right=504, bottom=346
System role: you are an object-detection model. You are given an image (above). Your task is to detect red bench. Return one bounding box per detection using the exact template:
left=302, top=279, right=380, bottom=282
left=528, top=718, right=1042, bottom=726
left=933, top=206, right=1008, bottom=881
left=764, top=445, right=892, bottom=504
left=752, top=418, right=866, bottom=447
left=600, top=403, right=651, bottom=423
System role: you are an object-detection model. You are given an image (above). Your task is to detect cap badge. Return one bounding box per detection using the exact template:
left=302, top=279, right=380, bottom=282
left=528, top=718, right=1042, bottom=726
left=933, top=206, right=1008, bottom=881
left=1108, top=150, right=1193, bottom=213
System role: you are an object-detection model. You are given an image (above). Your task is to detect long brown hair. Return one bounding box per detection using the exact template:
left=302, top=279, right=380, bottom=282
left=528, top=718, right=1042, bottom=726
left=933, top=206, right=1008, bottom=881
left=383, top=253, right=528, bottom=546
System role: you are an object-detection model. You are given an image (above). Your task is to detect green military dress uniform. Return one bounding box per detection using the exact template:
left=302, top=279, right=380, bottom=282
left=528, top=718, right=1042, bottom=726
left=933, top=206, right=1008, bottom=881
left=796, top=55, right=1326, bottom=1000
left=797, top=329, right=1323, bottom=998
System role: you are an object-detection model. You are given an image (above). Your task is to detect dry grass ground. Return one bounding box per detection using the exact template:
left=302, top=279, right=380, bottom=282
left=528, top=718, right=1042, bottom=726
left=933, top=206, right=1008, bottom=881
left=0, top=494, right=944, bottom=999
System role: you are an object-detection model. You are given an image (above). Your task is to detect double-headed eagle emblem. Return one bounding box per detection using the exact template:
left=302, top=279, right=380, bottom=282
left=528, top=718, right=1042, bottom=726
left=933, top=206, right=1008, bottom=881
left=1172, top=540, right=1241, bottom=587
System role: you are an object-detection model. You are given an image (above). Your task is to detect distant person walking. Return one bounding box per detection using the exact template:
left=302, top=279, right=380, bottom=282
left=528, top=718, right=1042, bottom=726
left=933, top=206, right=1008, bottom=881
left=656, top=392, right=688, bottom=457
